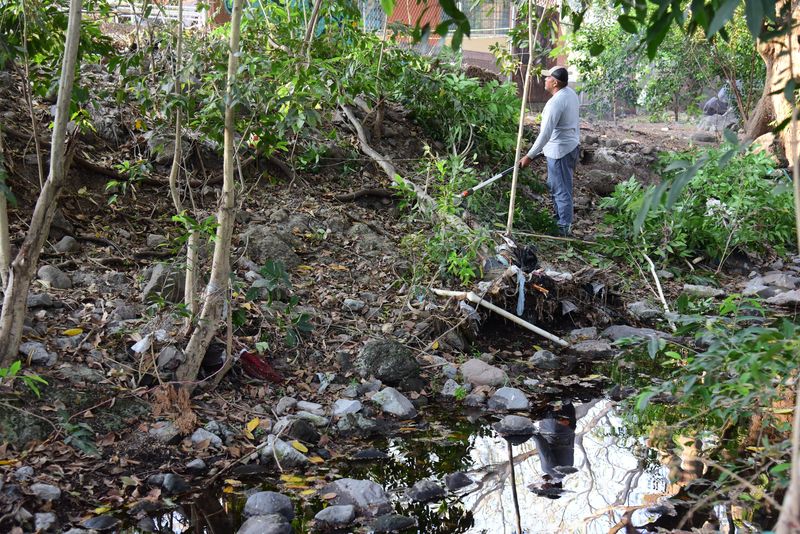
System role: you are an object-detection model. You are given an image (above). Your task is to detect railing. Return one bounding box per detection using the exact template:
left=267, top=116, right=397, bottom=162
left=110, top=1, right=208, bottom=28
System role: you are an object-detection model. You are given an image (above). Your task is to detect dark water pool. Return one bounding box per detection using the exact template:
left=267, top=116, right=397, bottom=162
left=135, top=398, right=704, bottom=533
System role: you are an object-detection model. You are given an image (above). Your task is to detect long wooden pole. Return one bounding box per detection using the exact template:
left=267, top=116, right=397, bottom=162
left=506, top=0, right=546, bottom=235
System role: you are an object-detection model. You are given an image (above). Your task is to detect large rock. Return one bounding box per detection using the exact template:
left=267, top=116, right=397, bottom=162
left=37, top=265, right=72, bottom=289
left=493, top=415, right=534, bottom=437
left=766, top=289, right=800, bottom=307
left=243, top=491, right=294, bottom=521
left=571, top=339, right=615, bottom=358
left=314, top=505, right=356, bottom=528
left=141, top=263, right=185, bottom=303
left=356, top=339, right=420, bottom=389
left=240, top=226, right=301, bottom=268
left=487, top=387, right=529, bottom=411
left=259, top=435, right=309, bottom=467
left=371, top=387, right=417, bottom=419
left=336, top=413, right=384, bottom=436
left=54, top=236, right=80, bottom=254
left=459, top=358, right=507, bottom=387
left=272, top=417, right=320, bottom=445
left=583, top=169, right=619, bottom=197
left=697, top=108, right=738, bottom=133
left=332, top=399, right=362, bottom=417
left=191, top=428, right=223, bottom=448
left=373, top=514, right=416, bottom=532
left=529, top=350, right=560, bottom=370
left=627, top=301, right=662, bottom=321
left=237, top=515, right=292, bottom=534
left=31, top=483, right=61, bottom=501
left=321, top=478, right=391, bottom=517
left=407, top=480, right=445, bottom=503
left=601, top=325, right=670, bottom=342
left=445, top=472, right=473, bottom=491
left=19, top=341, right=57, bottom=366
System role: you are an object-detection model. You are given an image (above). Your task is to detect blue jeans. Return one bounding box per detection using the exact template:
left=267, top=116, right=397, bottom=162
left=546, top=146, right=579, bottom=231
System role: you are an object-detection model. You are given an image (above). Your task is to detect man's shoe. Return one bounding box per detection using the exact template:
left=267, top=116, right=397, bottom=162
left=556, top=226, right=572, bottom=238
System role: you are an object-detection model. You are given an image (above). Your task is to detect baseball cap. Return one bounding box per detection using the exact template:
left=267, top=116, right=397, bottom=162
left=548, top=66, right=568, bottom=84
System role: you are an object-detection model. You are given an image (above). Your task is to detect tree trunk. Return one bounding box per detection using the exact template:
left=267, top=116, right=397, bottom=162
left=166, top=0, right=198, bottom=323
left=175, top=0, right=243, bottom=388
left=0, top=0, right=82, bottom=367
left=0, top=127, right=10, bottom=290
left=744, top=1, right=800, bottom=162
left=775, top=383, right=800, bottom=533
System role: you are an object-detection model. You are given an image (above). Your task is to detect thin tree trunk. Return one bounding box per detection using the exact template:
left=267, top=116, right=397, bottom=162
left=175, top=0, right=244, bottom=388
left=166, top=0, right=198, bottom=323
left=0, top=127, right=10, bottom=290
left=0, top=0, right=82, bottom=367
left=300, top=0, right=323, bottom=65
left=775, top=379, right=800, bottom=533
left=506, top=0, right=548, bottom=235
left=0, top=0, right=81, bottom=366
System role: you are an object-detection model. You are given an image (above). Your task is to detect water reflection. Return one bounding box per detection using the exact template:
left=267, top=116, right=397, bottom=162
left=462, top=399, right=668, bottom=534
left=133, top=399, right=672, bottom=533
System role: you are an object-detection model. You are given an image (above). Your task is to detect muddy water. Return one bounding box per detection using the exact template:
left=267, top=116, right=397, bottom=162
left=141, top=399, right=680, bottom=533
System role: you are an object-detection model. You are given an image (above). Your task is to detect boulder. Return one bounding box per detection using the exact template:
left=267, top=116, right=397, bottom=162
left=259, top=435, right=309, bottom=467
left=162, top=474, right=190, bottom=494
left=445, top=472, right=473, bottom=491
left=191, top=428, right=223, bottom=448
left=314, top=505, right=356, bottom=528
left=337, top=413, right=384, bottom=435
left=627, top=301, right=662, bottom=321
left=19, top=341, right=57, bottom=366
left=236, top=515, right=291, bottom=534
left=356, top=339, right=420, bottom=389
left=601, top=325, right=670, bottom=342
left=53, top=236, right=80, bottom=254
left=487, top=387, right=529, bottom=411
left=332, top=399, right=362, bottom=417
left=493, top=414, right=535, bottom=437
left=459, top=358, right=507, bottom=387
left=373, top=514, right=416, bottom=533
left=766, top=289, right=800, bottom=307
left=30, top=483, right=61, bottom=501
left=371, top=387, right=417, bottom=419
left=567, top=327, right=598, bottom=342
left=37, top=265, right=72, bottom=289
left=243, top=491, right=294, bottom=521
left=321, top=478, right=391, bottom=517
left=240, top=226, right=301, bottom=268
left=36, top=512, right=59, bottom=532
left=272, top=417, right=320, bottom=445
left=407, top=480, right=445, bottom=503
left=570, top=339, right=615, bottom=358
left=682, top=284, right=724, bottom=298
left=529, top=350, right=560, bottom=370
left=27, top=293, right=53, bottom=308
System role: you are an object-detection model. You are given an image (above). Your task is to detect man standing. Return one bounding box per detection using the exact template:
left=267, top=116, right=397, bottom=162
left=519, top=66, right=580, bottom=237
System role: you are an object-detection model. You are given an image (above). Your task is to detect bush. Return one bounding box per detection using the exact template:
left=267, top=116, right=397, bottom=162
left=600, top=145, right=795, bottom=264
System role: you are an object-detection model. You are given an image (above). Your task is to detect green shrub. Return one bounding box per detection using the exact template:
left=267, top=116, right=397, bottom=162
left=600, top=145, right=795, bottom=264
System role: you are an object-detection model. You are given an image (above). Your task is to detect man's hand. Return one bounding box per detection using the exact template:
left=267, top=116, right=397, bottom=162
left=519, top=155, right=532, bottom=168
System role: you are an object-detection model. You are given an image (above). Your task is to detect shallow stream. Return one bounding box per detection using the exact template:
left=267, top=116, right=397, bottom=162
left=140, top=398, right=690, bottom=533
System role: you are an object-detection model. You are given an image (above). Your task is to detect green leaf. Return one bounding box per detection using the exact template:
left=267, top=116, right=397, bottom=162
left=722, top=128, right=739, bottom=145
left=618, top=15, right=638, bottom=34
left=770, top=462, right=792, bottom=474
left=380, top=0, right=395, bottom=17
left=744, top=0, right=764, bottom=37
left=636, top=390, right=655, bottom=411
left=707, top=0, right=740, bottom=37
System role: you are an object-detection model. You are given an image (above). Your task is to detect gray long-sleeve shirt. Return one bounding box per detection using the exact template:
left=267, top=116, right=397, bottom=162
left=526, top=86, right=580, bottom=160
